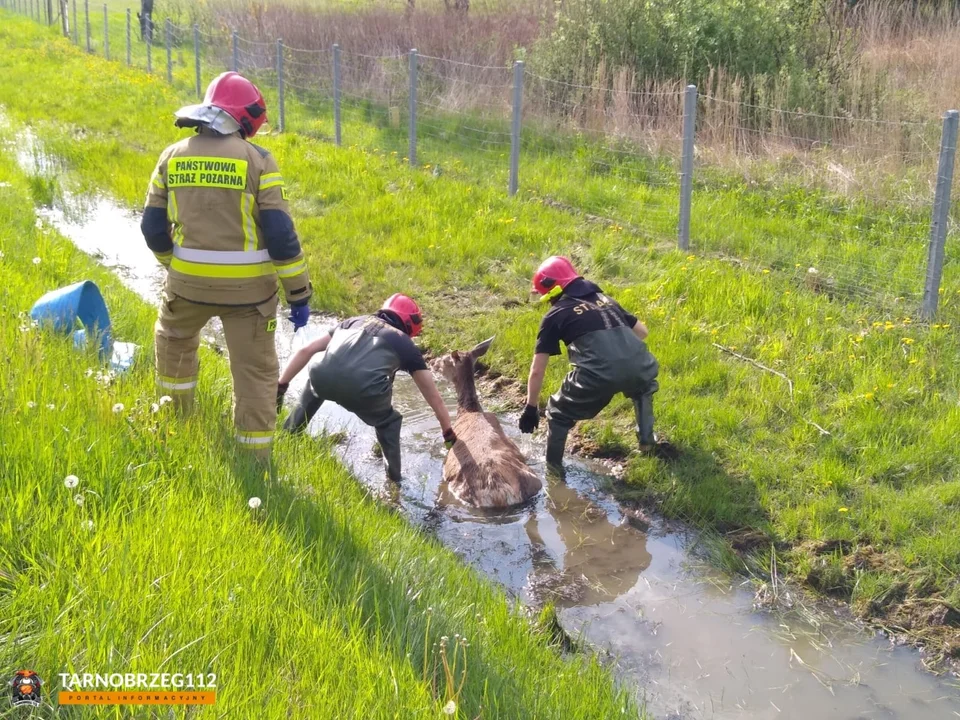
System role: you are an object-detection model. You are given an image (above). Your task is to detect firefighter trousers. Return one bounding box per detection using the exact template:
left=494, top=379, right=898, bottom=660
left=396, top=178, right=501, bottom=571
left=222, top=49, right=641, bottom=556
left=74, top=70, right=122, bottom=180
left=284, top=368, right=404, bottom=481
left=155, top=292, right=279, bottom=457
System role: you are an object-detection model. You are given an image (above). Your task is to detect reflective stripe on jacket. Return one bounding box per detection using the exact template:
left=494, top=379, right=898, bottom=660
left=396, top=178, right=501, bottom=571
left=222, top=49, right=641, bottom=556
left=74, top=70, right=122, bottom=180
left=142, top=129, right=312, bottom=306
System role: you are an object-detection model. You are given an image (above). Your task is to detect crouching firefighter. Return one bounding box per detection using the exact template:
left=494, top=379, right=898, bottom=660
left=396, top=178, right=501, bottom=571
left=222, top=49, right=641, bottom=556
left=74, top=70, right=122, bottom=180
left=277, top=294, right=457, bottom=482
left=519, top=256, right=674, bottom=470
left=141, top=71, right=313, bottom=460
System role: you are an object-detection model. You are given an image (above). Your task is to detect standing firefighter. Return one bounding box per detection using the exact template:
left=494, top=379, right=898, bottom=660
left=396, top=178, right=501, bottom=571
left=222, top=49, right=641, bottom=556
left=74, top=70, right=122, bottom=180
left=519, top=256, right=673, bottom=469
left=141, top=71, right=312, bottom=459
left=277, top=294, right=456, bottom=482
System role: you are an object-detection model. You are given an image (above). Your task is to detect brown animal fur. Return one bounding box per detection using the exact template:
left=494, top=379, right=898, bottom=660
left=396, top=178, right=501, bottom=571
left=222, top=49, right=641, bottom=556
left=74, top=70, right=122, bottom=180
left=433, top=338, right=542, bottom=508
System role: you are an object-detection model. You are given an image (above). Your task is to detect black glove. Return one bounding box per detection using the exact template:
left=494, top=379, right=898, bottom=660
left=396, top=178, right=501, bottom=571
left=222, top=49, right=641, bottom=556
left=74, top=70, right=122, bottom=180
left=519, top=404, right=540, bottom=433
left=443, top=428, right=458, bottom=449
left=276, top=382, right=289, bottom=413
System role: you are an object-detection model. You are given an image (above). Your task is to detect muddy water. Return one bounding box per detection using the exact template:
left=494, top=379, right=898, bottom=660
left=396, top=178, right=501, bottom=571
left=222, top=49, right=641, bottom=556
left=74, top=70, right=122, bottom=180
left=10, top=127, right=960, bottom=719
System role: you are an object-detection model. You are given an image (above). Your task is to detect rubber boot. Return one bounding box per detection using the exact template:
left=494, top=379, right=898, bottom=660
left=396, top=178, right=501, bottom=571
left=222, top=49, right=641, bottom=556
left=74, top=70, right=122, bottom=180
left=283, top=382, right=324, bottom=434
left=376, top=426, right=403, bottom=483
left=633, top=395, right=656, bottom=448
left=545, top=423, right=569, bottom=477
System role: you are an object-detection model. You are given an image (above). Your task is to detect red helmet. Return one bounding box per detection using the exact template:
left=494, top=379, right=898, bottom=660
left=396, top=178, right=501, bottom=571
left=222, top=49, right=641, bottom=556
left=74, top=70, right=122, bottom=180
left=203, top=72, right=267, bottom=138
left=382, top=294, right=423, bottom=337
left=532, top=256, right=580, bottom=298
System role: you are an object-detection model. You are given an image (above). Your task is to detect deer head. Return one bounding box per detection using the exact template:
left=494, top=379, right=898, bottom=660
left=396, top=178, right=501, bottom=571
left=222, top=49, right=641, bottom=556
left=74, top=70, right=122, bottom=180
left=432, top=337, right=494, bottom=412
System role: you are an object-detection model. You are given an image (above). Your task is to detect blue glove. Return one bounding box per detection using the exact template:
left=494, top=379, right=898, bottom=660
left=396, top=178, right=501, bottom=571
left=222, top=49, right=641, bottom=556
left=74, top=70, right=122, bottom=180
left=288, top=302, right=310, bottom=330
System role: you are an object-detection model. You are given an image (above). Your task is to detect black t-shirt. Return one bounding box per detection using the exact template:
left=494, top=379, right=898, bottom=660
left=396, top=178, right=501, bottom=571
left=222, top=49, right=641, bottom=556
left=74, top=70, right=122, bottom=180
left=335, top=311, right=428, bottom=373
left=535, top=279, right=638, bottom=356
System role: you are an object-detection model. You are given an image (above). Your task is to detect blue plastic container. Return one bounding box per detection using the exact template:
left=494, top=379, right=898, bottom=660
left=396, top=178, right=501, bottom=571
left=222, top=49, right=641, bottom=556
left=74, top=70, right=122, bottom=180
left=30, top=280, right=113, bottom=359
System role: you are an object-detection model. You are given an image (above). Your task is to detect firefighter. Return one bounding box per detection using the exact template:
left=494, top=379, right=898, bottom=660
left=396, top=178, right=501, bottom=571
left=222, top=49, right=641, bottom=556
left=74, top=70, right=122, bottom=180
left=519, top=256, right=673, bottom=469
left=141, top=71, right=312, bottom=460
left=277, top=294, right=456, bottom=482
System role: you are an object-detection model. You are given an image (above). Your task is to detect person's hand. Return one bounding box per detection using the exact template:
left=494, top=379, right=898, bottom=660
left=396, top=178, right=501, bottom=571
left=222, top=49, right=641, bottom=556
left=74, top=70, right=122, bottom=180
left=276, top=382, right=289, bottom=412
left=288, top=301, right=310, bottom=330
left=519, top=404, right=540, bottom=433
left=443, top=428, right=457, bottom=449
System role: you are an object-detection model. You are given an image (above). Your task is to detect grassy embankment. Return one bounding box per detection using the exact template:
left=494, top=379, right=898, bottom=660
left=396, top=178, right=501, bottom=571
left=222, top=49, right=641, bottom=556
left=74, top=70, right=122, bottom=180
left=0, top=30, right=641, bottom=720
left=2, top=15, right=959, bottom=659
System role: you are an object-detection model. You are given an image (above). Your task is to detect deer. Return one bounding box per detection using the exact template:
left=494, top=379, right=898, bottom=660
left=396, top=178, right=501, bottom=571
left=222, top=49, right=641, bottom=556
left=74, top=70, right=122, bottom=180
left=432, top=337, right=542, bottom=508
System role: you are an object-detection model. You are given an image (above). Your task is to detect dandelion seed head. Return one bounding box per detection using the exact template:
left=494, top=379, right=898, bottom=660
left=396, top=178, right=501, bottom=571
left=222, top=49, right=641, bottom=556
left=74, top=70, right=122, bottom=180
left=159, top=395, right=173, bottom=406
left=46, top=403, right=55, bottom=410
left=112, top=403, right=124, bottom=413
left=32, top=257, right=41, bottom=264
left=74, top=494, right=84, bottom=507
left=64, top=474, right=79, bottom=489
left=84, top=520, right=95, bottom=531
left=442, top=700, right=457, bottom=715
left=26, top=401, right=36, bottom=409
left=248, top=497, right=262, bottom=510
left=150, top=403, right=160, bottom=413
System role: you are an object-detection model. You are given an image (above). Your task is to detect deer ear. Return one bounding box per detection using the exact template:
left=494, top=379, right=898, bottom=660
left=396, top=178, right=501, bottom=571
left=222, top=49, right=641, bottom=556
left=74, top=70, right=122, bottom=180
left=470, top=336, right=495, bottom=360
left=451, top=350, right=461, bottom=362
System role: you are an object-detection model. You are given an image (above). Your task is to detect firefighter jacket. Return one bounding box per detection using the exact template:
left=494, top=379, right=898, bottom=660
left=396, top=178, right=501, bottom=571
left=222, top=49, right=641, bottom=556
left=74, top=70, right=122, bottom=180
left=140, top=128, right=312, bottom=307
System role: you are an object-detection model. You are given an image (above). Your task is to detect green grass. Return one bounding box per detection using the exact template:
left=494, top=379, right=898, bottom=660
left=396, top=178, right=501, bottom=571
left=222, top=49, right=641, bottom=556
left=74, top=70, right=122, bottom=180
left=0, top=133, right=638, bottom=716
left=1, top=13, right=959, bottom=654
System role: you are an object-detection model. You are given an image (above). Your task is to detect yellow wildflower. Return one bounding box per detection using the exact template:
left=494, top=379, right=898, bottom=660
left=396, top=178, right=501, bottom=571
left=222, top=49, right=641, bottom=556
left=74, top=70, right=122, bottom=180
left=838, top=507, right=849, bottom=513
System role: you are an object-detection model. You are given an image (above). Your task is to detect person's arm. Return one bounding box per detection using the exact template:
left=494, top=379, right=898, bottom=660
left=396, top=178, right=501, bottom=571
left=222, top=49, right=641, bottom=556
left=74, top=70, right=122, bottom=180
left=525, top=353, right=550, bottom=406
left=632, top=320, right=649, bottom=341
left=257, top=152, right=312, bottom=309
left=411, top=369, right=453, bottom=434
left=141, top=150, right=172, bottom=267
left=279, top=333, right=331, bottom=385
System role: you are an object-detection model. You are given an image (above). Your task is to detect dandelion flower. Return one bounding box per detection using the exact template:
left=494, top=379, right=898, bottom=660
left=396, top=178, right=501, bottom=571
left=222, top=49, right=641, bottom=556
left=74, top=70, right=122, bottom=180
left=74, top=494, right=84, bottom=507
left=762, top=269, right=770, bottom=274
left=909, top=358, right=919, bottom=365
left=864, top=392, right=874, bottom=399
left=248, top=497, right=262, bottom=510
left=902, top=338, right=915, bottom=345
left=32, top=257, right=41, bottom=264
left=112, top=403, right=124, bottom=413
left=159, top=395, right=173, bottom=406
left=64, top=475, right=79, bottom=489
left=442, top=700, right=457, bottom=715
left=838, top=507, right=849, bottom=513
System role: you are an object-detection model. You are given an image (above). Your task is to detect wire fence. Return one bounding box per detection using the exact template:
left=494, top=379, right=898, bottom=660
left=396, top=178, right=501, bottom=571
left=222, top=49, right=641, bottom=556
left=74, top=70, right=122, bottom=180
left=4, top=0, right=959, bottom=322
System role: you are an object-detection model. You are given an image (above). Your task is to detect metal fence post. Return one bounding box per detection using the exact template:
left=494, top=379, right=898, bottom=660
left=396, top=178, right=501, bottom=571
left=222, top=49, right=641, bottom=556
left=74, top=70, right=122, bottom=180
left=71, top=0, right=77, bottom=43
left=333, top=43, right=341, bottom=146
left=83, top=0, right=89, bottom=52
left=165, top=17, right=171, bottom=83
left=194, top=24, right=201, bottom=98
left=678, top=84, right=697, bottom=251
left=509, top=60, right=524, bottom=197
left=102, top=3, right=108, bottom=60
left=277, top=38, right=285, bottom=132
left=145, top=16, right=151, bottom=72
left=922, top=109, right=959, bottom=319
left=408, top=48, right=417, bottom=166
left=231, top=30, right=238, bottom=72
left=125, top=8, right=130, bottom=65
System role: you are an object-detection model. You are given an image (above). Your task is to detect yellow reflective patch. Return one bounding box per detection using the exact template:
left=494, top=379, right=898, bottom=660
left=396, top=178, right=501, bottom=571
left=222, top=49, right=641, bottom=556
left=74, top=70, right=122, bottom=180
left=281, top=187, right=289, bottom=201
left=259, top=172, right=284, bottom=191
left=170, top=257, right=276, bottom=278
left=151, top=172, right=166, bottom=190
left=273, top=259, right=306, bottom=278
left=168, top=157, right=248, bottom=190
left=241, top=193, right=257, bottom=252
left=168, top=190, right=185, bottom=246
left=266, top=318, right=277, bottom=332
